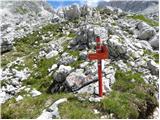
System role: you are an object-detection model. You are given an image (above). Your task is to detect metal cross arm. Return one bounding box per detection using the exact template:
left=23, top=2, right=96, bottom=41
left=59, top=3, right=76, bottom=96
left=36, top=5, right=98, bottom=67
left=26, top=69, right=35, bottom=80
left=88, top=46, right=109, bottom=60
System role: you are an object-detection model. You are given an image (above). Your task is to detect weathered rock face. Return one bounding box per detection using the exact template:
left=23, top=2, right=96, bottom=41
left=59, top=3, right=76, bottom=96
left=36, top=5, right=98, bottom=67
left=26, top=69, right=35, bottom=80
left=63, top=4, right=81, bottom=20
left=71, top=25, right=108, bottom=50
left=137, top=22, right=156, bottom=40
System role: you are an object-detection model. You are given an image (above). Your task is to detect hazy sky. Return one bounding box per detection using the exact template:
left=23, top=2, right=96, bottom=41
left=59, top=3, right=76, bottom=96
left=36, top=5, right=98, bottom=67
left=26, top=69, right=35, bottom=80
left=47, top=0, right=109, bottom=9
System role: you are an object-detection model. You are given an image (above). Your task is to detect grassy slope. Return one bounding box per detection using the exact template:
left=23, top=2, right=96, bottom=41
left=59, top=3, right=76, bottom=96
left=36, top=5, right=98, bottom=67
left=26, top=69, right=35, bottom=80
left=127, top=14, right=159, bottom=26
left=100, top=70, right=158, bottom=119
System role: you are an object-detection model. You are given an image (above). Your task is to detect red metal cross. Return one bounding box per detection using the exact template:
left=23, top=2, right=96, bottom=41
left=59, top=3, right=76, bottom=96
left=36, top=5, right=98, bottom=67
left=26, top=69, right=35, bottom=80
left=88, top=36, right=109, bottom=97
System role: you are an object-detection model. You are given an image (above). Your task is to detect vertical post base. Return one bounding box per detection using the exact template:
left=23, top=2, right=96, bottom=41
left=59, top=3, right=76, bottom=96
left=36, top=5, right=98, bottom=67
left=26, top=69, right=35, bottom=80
left=98, top=60, right=103, bottom=97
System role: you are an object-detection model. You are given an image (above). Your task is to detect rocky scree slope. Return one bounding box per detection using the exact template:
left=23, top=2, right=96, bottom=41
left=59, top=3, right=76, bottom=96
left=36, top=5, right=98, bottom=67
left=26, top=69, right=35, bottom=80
left=0, top=0, right=55, bottom=53
left=1, top=3, right=159, bottom=119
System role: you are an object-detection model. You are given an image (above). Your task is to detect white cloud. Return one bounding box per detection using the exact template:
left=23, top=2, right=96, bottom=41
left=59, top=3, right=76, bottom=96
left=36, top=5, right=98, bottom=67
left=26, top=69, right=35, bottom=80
left=86, top=0, right=109, bottom=7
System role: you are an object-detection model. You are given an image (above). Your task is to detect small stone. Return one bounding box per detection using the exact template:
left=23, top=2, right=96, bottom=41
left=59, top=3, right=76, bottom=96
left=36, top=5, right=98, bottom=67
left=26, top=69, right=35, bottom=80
left=46, top=50, right=58, bottom=59
left=30, top=89, right=41, bottom=97
left=93, top=109, right=100, bottom=114
left=16, top=95, right=23, bottom=101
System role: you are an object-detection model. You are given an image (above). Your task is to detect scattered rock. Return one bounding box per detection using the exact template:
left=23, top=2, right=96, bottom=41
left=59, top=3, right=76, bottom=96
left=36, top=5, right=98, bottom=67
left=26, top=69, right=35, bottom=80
left=46, top=50, right=59, bottom=59
left=16, top=95, right=23, bottom=101
left=30, top=89, right=42, bottom=97
left=37, top=98, right=67, bottom=119
left=89, top=96, right=103, bottom=102
left=147, top=60, right=159, bottom=76
left=48, top=64, right=58, bottom=73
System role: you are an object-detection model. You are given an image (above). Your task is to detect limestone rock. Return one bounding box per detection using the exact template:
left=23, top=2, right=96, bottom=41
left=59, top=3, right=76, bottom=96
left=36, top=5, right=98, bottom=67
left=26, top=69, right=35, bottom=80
left=54, top=65, right=72, bottom=83
left=147, top=60, right=159, bottom=76
left=149, top=34, right=159, bottom=50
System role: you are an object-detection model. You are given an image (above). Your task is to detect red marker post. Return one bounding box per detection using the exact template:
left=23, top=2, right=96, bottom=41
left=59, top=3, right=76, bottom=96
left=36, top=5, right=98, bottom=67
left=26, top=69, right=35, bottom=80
left=88, top=36, right=109, bottom=97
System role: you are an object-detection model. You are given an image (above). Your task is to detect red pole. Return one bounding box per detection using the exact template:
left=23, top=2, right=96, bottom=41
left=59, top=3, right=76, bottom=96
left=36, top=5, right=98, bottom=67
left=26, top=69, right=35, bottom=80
left=98, top=60, right=103, bottom=97
left=96, top=36, right=103, bottom=97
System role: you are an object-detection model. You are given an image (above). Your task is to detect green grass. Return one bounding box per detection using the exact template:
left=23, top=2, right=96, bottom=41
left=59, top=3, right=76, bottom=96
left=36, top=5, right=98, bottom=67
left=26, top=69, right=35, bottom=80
left=16, top=6, right=28, bottom=14
left=67, top=32, right=77, bottom=38
left=59, top=97, right=100, bottom=119
left=2, top=23, right=63, bottom=68
left=1, top=93, right=73, bottom=119
left=23, top=56, right=59, bottom=92
left=67, top=50, right=79, bottom=57
left=143, top=50, right=159, bottom=63
left=127, top=14, right=159, bottom=26
left=100, top=70, right=158, bottom=119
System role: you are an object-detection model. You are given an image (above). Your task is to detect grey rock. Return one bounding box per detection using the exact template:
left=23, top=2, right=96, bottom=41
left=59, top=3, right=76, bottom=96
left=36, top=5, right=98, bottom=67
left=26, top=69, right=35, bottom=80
left=0, top=40, right=13, bottom=53
left=63, top=4, right=81, bottom=20
left=137, top=22, right=156, bottom=40
left=0, top=91, right=12, bottom=104
left=59, top=53, right=77, bottom=65
left=65, top=71, right=96, bottom=91
left=30, top=89, right=41, bottom=97
left=54, top=65, right=72, bottom=83
left=45, top=50, right=59, bottom=59
left=79, top=51, right=87, bottom=60
left=37, top=98, right=67, bottom=119
left=16, top=95, right=23, bottom=101
left=149, top=34, right=159, bottom=50
left=147, top=60, right=159, bottom=76
left=107, top=35, right=127, bottom=58
left=139, top=40, right=153, bottom=51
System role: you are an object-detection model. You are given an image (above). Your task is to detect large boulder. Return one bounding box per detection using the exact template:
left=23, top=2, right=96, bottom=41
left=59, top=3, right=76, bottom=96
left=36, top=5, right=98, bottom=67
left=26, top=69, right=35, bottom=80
left=137, top=22, right=156, bottom=40
left=74, top=25, right=108, bottom=50
left=107, top=35, right=127, bottom=58
left=65, top=71, right=96, bottom=91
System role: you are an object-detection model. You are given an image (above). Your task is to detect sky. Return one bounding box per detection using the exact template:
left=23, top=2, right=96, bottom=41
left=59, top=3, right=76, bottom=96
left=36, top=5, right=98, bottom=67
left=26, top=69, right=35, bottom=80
left=47, top=0, right=109, bottom=9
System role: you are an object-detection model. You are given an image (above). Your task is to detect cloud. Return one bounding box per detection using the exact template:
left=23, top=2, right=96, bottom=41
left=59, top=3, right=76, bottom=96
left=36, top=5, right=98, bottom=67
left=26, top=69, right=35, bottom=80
left=86, top=0, right=109, bottom=7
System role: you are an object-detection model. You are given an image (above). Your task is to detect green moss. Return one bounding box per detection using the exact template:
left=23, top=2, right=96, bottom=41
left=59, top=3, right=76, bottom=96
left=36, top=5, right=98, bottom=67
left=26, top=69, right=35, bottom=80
left=100, top=70, right=158, bottom=119
left=59, top=97, right=99, bottom=119
left=127, top=14, right=159, bottom=26
left=1, top=93, right=73, bottom=119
